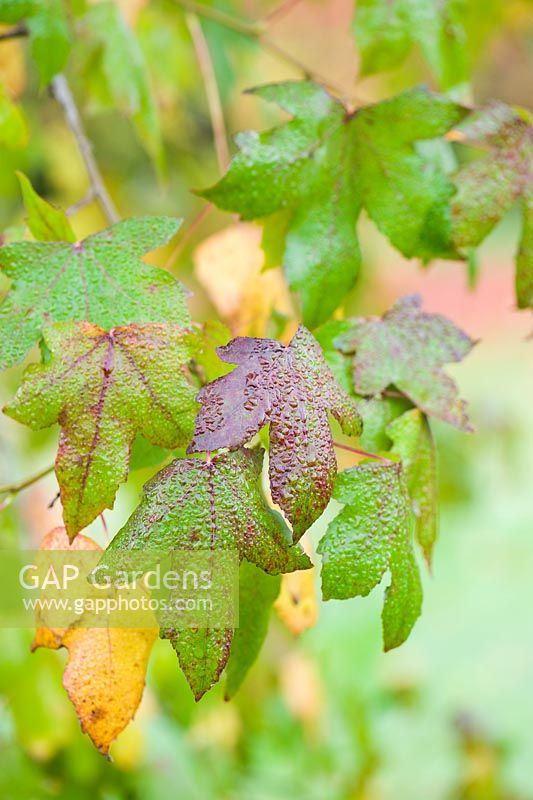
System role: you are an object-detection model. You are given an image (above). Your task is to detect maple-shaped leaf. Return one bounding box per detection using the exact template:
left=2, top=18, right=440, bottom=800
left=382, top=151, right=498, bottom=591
left=188, top=326, right=362, bottom=539
left=0, top=216, right=187, bottom=369
left=5, top=321, right=198, bottom=537
left=200, top=81, right=465, bottom=326
left=354, top=0, right=469, bottom=89
left=225, top=561, right=280, bottom=699
left=450, top=103, right=533, bottom=307
left=100, top=447, right=310, bottom=699
left=317, top=462, right=422, bottom=650
left=336, top=294, right=475, bottom=431
left=32, top=528, right=156, bottom=755
left=388, top=409, right=438, bottom=565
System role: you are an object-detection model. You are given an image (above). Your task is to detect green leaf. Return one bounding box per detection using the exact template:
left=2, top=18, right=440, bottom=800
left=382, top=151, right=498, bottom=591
left=200, top=82, right=465, bottom=326
left=5, top=321, right=198, bottom=536
left=0, top=83, right=28, bottom=149
left=189, top=326, right=362, bottom=539
left=101, top=447, right=310, bottom=699
left=16, top=171, right=76, bottom=243
left=0, top=216, right=187, bottom=368
left=336, top=294, right=475, bottom=431
left=225, top=561, right=280, bottom=699
left=387, top=409, right=438, bottom=565
left=354, top=0, right=469, bottom=89
left=357, top=395, right=412, bottom=453
left=450, top=103, right=533, bottom=307
left=317, top=461, right=422, bottom=649
left=80, top=1, right=163, bottom=172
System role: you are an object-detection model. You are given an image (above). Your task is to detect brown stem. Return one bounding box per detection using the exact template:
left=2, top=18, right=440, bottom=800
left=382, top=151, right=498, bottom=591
left=333, top=441, right=394, bottom=464
left=0, top=464, right=55, bottom=497
left=51, top=74, right=120, bottom=225
left=185, top=12, right=230, bottom=173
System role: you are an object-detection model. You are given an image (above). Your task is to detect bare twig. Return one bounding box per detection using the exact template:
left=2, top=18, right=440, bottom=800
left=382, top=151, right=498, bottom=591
left=185, top=13, right=230, bottom=173
left=0, top=23, right=28, bottom=41
left=333, top=441, right=394, bottom=465
left=51, top=74, right=120, bottom=225
left=66, top=187, right=96, bottom=217
left=0, top=464, right=55, bottom=498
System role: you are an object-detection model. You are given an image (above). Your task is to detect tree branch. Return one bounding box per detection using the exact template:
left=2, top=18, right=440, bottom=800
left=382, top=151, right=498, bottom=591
left=0, top=464, right=55, bottom=498
left=51, top=74, right=120, bottom=225
left=185, top=12, right=230, bottom=174
left=0, top=23, right=28, bottom=41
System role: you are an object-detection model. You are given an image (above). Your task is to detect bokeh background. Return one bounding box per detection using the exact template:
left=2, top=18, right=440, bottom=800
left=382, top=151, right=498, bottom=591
left=0, top=0, right=533, bottom=797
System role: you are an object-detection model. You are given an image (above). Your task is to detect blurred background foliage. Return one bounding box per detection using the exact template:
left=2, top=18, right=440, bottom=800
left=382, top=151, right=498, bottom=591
left=0, top=0, right=533, bottom=797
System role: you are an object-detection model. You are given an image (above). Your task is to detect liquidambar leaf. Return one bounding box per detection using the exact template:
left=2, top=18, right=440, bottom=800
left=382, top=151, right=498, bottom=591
left=101, top=448, right=311, bottom=699
left=354, top=0, right=469, bottom=89
left=0, top=216, right=186, bottom=368
left=5, top=322, right=198, bottom=537
left=317, top=462, right=422, bottom=650
left=17, top=171, right=76, bottom=243
left=32, top=528, right=156, bottom=755
left=450, top=103, right=533, bottom=307
left=336, top=294, right=475, bottom=431
left=225, top=560, right=281, bottom=699
left=388, top=409, right=438, bottom=565
left=189, top=326, right=362, bottom=539
left=200, top=82, right=465, bottom=326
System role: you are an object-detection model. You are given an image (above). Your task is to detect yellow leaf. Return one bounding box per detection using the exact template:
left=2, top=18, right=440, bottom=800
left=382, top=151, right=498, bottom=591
left=275, top=567, right=318, bottom=636
left=194, top=223, right=295, bottom=337
left=32, top=527, right=157, bottom=755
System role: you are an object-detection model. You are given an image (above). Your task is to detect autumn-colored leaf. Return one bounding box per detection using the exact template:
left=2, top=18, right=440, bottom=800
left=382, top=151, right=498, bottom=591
left=201, top=82, right=465, bottom=326
left=275, top=567, right=318, bottom=636
left=189, top=326, right=361, bottom=539
left=450, top=103, right=533, bottom=307
left=100, top=447, right=311, bottom=699
left=0, top=216, right=187, bottom=368
left=194, top=222, right=294, bottom=338
left=32, top=528, right=156, bottom=755
left=5, top=322, right=198, bottom=537
left=336, top=294, right=475, bottom=431
left=317, top=462, right=422, bottom=650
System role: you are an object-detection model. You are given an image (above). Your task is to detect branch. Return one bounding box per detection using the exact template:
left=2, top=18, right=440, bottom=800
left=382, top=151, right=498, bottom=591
left=51, top=74, right=120, bottom=225
left=333, top=441, right=394, bottom=465
left=173, top=0, right=344, bottom=95
left=185, top=12, right=230, bottom=174
left=0, top=22, right=27, bottom=41
left=0, top=463, right=55, bottom=498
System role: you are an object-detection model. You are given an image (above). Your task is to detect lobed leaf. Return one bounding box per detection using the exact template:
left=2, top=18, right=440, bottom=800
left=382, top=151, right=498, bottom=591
left=336, top=294, right=475, bottom=431
left=317, top=462, right=422, bottom=649
left=5, top=321, right=198, bottom=537
left=200, top=81, right=466, bottom=326
left=0, top=216, right=187, bottom=368
left=189, top=326, right=362, bottom=539
left=101, top=448, right=310, bottom=698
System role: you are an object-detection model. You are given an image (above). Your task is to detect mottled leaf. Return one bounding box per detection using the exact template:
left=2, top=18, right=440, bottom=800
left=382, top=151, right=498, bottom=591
left=336, top=294, right=474, bottom=431
left=450, top=103, right=533, bottom=307
left=200, top=81, right=465, bottom=326
left=0, top=216, right=187, bottom=368
left=17, top=171, right=76, bottom=243
left=354, top=0, right=469, bottom=89
left=317, top=462, right=422, bottom=649
left=189, top=326, right=362, bottom=539
left=101, top=448, right=310, bottom=698
left=225, top=560, right=280, bottom=699
left=32, top=528, right=156, bottom=755
left=5, top=322, right=198, bottom=536
left=388, top=409, right=438, bottom=565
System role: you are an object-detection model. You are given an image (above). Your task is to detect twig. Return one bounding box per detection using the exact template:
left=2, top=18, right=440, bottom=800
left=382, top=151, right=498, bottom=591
left=185, top=12, right=230, bottom=173
left=0, top=464, right=55, bottom=498
left=164, top=204, right=213, bottom=270
left=174, top=0, right=344, bottom=95
left=0, top=23, right=28, bottom=41
left=333, top=441, right=394, bottom=464
left=66, top=187, right=96, bottom=217
left=51, top=74, right=120, bottom=225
